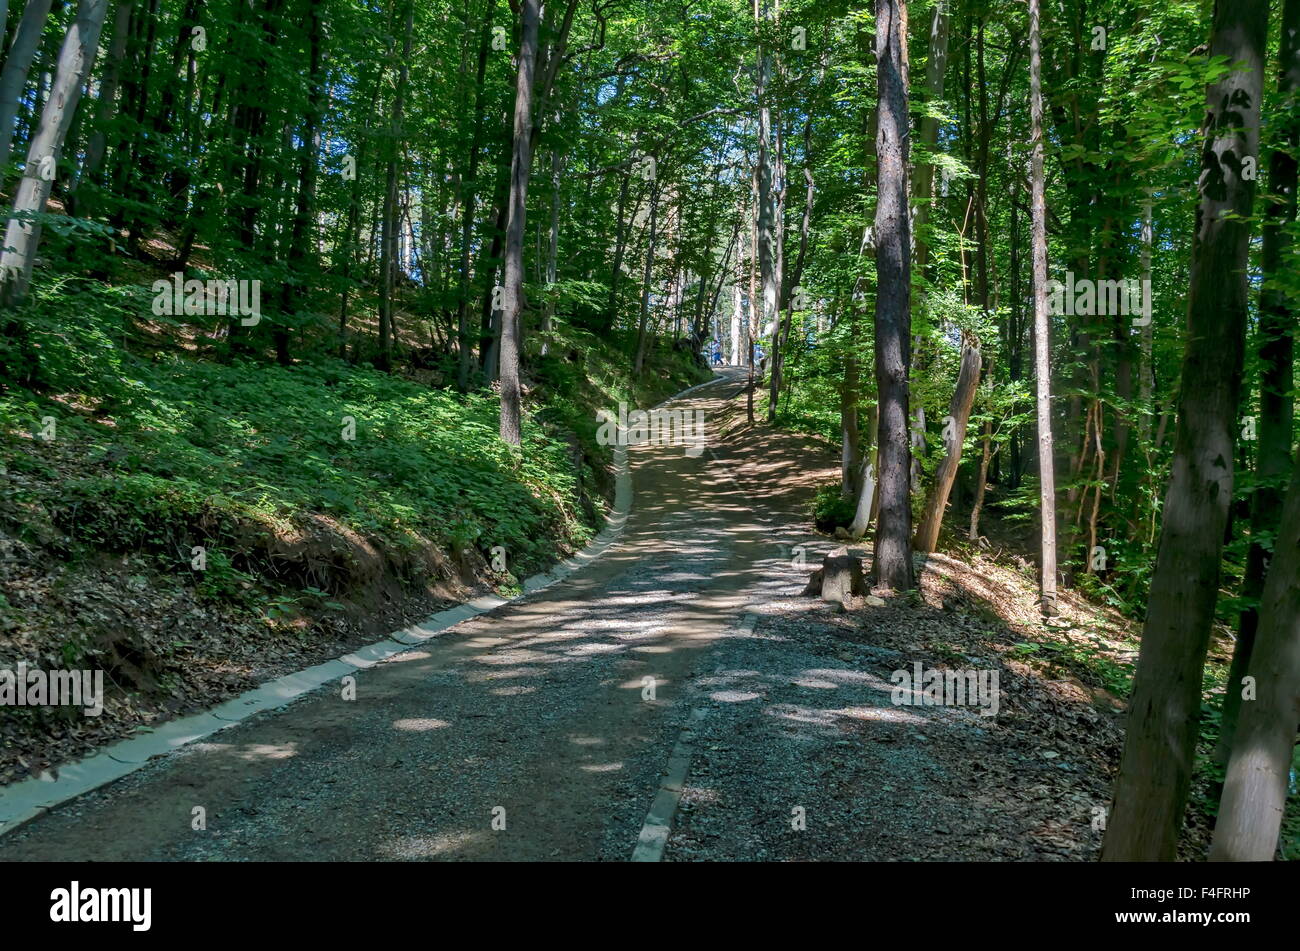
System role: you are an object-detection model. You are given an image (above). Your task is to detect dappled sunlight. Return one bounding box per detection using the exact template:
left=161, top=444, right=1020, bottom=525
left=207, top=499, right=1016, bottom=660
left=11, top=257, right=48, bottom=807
left=463, top=666, right=548, bottom=683
left=765, top=702, right=925, bottom=728
left=392, top=718, right=451, bottom=731
left=377, top=830, right=490, bottom=859
left=709, top=689, right=763, bottom=702
left=233, top=743, right=299, bottom=762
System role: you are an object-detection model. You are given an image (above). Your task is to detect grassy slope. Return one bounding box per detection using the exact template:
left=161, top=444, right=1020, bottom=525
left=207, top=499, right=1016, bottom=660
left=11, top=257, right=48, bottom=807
left=0, top=277, right=709, bottom=780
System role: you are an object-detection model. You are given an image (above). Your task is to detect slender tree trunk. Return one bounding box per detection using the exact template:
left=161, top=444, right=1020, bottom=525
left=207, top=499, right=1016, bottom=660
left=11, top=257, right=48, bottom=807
left=1008, top=185, right=1025, bottom=488
left=1102, top=0, right=1268, bottom=862
left=969, top=415, right=993, bottom=540
left=633, top=177, right=660, bottom=375
left=540, top=148, right=562, bottom=356
left=747, top=192, right=758, bottom=424
left=842, top=348, right=862, bottom=499
left=911, top=0, right=949, bottom=287
left=850, top=402, right=880, bottom=539
left=456, top=0, right=493, bottom=390
left=730, top=281, right=742, bottom=365
left=66, top=0, right=131, bottom=215
left=0, top=0, right=108, bottom=307
left=606, top=169, right=634, bottom=332
left=275, top=0, right=324, bottom=367
left=755, top=1, right=778, bottom=411
left=498, top=0, right=539, bottom=444
left=771, top=112, right=814, bottom=418
left=376, top=0, right=414, bottom=371
left=479, top=176, right=509, bottom=383
left=1138, top=195, right=1155, bottom=444
left=871, top=0, right=914, bottom=591
left=0, top=0, right=53, bottom=184
left=1027, top=0, right=1058, bottom=617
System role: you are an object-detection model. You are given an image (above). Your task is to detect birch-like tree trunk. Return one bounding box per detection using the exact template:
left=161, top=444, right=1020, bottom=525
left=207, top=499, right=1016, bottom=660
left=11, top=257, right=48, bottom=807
left=0, top=0, right=108, bottom=307
left=0, top=0, right=54, bottom=185
left=1026, top=0, right=1057, bottom=617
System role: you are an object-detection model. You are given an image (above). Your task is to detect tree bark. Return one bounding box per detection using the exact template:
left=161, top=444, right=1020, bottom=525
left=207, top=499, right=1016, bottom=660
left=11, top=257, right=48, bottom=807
left=969, top=415, right=993, bottom=540
left=871, top=0, right=914, bottom=591
left=498, top=0, right=540, bottom=444
left=1027, top=0, right=1058, bottom=617
left=376, top=0, right=414, bottom=371
left=914, top=335, right=981, bottom=552
left=911, top=0, right=949, bottom=286
left=841, top=348, right=862, bottom=499
left=632, top=176, right=660, bottom=376
left=0, top=0, right=108, bottom=307
left=1209, top=447, right=1300, bottom=861
left=755, top=0, right=779, bottom=412
left=1217, top=0, right=1299, bottom=770
left=66, top=0, right=131, bottom=216
left=274, top=0, right=325, bottom=367
left=456, top=0, right=494, bottom=390
left=1101, top=0, right=1268, bottom=862
left=0, top=0, right=54, bottom=184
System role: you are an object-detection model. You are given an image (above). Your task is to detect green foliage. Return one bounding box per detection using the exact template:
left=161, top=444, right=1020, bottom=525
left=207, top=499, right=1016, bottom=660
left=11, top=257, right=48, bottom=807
left=0, top=279, right=701, bottom=606
left=812, top=482, right=855, bottom=533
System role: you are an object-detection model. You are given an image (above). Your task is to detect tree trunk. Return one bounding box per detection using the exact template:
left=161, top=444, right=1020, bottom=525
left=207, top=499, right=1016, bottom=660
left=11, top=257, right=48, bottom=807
left=633, top=176, right=660, bottom=376
left=274, top=0, right=324, bottom=367
left=1138, top=195, right=1155, bottom=445
left=1217, top=0, right=1299, bottom=770
left=914, top=335, right=981, bottom=552
left=755, top=6, right=778, bottom=411
left=0, top=0, right=108, bottom=307
left=1026, top=0, right=1058, bottom=617
left=912, top=0, right=949, bottom=284
left=841, top=349, right=862, bottom=499
left=850, top=402, right=880, bottom=539
left=1209, top=447, right=1300, bottom=861
left=871, top=0, right=914, bottom=592
left=376, top=0, right=414, bottom=371
left=498, top=0, right=540, bottom=444
left=0, top=0, right=53, bottom=184
left=67, top=0, right=131, bottom=216
left=606, top=170, right=634, bottom=333
left=969, top=415, right=993, bottom=540
left=1101, top=0, right=1268, bottom=862
left=540, top=148, right=563, bottom=356
left=771, top=112, right=814, bottom=418
left=456, top=0, right=494, bottom=390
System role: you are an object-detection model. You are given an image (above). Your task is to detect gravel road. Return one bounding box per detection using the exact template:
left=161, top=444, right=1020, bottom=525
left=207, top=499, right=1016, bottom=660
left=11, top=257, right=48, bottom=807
left=0, top=369, right=1111, bottom=861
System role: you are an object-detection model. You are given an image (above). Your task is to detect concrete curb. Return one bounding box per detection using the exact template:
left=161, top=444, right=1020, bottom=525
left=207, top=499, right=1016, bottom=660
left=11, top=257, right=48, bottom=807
left=0, top=372, right=726, bottom=839
left=630, top=612, right=757, bottom=862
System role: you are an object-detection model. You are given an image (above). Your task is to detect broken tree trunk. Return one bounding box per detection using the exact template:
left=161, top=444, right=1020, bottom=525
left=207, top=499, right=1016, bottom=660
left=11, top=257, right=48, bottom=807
left=803, top=546, right=868, bottom=605
left=914, top=334, right=982, bottom=552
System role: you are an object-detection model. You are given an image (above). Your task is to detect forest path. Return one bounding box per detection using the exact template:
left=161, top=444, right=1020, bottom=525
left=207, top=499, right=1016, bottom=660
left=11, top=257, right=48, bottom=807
left=0, top=368, right=839, bottom=860
left=0, top=368, right=1110, bottom=860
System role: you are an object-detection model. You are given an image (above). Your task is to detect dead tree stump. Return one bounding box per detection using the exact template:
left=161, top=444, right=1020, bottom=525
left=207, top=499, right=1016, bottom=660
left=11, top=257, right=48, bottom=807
left=802, top=546, right=867, bottom=604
